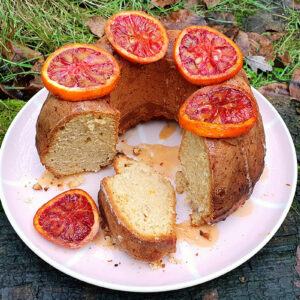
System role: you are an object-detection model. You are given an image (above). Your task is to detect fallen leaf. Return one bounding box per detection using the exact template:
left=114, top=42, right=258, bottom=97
left=247, top=32, right=275, bottom=62
left=258, top=83, right=290, bottom=98
left=278, top=51, right=291, bottom=66
left=246, top=56, right=273, bottom=73
left=161, top=9, right=206, bottom=30
left=23, top=57, right=45, bottom=95
left=265, top=24, right=282, bottom=32
left=183, top=0, right=200, bottom=8
left=265, top=32, right=285, bottom=43
left=290, top=68, right=300, bottom=100
left=84, top=16, right=107, bottom=38
left=1, top=40, right=42, bottom=62
left=284, top=0, right=300, bottom=10
left=234, top=31, right=250, bottom=57
left=203, top=289, right=219, bottom=300
left=203, top=0, right=221, bottom=8
left=243, top=11, right=285, bottom=34
left=206, top=12, right=239, bottom=39
left=149, top=0, right=179, bottom=9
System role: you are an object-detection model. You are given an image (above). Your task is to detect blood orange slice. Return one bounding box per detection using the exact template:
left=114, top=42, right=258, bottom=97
left=105, top=11, right=169, bottom=64
left=33, top=189, right=100, bottom=249
left=179, top=84, right=258, bottom=138
left=41, top=43, right=120, bottom=101
left=173, top=26, right=243, bottom=85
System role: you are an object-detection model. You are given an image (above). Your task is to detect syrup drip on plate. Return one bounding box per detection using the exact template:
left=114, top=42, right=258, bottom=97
left=119, top=142, right=180, bottom=180
left=159, top=123, right=177, bottom=140
left=38, top=170, right=84, bottom=190
left=175, top=220, right=219, bottom=247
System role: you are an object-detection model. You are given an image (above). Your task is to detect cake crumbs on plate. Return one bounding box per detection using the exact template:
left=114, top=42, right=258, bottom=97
left=25, top=198, right=32, bottom=204
left=32, top=183, right=43, bottom=191
left=133, top=146, right=141, bottom=155
left=168, top=254, right=181, bottom=264
left=149, top=259, right=163, bottom=270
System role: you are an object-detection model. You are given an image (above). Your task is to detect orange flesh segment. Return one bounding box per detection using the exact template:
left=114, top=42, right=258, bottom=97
left=109, top=14, right=164, bottom=58
left=179, top=28, right=238, bottom=76
left=38, top=192, right=94, bottom=243
left=185, top=86, right=254, bottom=124
left=47, top=47, right=115, bottom=88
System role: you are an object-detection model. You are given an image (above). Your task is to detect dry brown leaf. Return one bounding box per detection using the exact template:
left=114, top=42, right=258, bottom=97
left=246, top=56, right=273, bottom=73
left=258, top=83, right=290, bottom=98
left=203, top=0, right=221, bottom=8
left=278, top=51, right=291, bottom=66
left=290, top=68, right=300, bottom=100
left=284, top=0, right=300, bottom=10
left=265, top=32, right=285, bottom=43
left=1, top=40, right=42, bottom=62
left=161, top=9, right=206, bottom=30
left=24, top=57, right=45, bottom=94
left=184, top=0, right=200, bottom=8
left=84, top=16, right=107, bottom=38
left=149, top=0, right=179, bottom=9
left=203, top=289, right=219, bottom=300
left=247, top=32, right=275, bottom=62
left=206, top=12, right=239, bottom=40
left=234, top=31, right=250, bottom=57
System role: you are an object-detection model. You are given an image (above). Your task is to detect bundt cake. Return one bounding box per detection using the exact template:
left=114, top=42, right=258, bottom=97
left=98, top=154, right=176, bottom=262
left=35, top=29, right=265, bottom=228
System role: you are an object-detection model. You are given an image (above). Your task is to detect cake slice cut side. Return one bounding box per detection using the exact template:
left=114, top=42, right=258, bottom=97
left=99, top=154, right=176, bottom=262
left=178, top=130, right=212, bottom=225
left=36, top=94, right=119, bottom=177
left=178, top=115, right=265, bottom=225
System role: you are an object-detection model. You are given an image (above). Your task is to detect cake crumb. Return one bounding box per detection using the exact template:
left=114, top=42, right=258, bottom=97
left=114, top=264, right=119, bottom=267
left=200, top=230, right=210, bottom=240
left=107, top=259, right=113, bottom=262
left=25, top=198, right=32, bottom=204
left=149, top=260, right=163, bottom=270
left=44, top=186, right=49, bottom=192
left=133, top=146, right=141, bottom=155
left=195, top=253, right=199, bottom=256
left=168, top=255, right=181, bottom=264
left=32, top=183, right=42, bottom=191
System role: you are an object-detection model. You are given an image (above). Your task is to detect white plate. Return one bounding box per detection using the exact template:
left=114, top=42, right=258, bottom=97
left=0, top=88, right=297, bottom=292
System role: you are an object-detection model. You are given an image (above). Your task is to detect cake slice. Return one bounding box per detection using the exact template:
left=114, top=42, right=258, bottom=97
left=177, top=114, right=265, bottom=225
left=98, top=154, right=176, bottom=262
left=36, top=93, right=120, bottom=177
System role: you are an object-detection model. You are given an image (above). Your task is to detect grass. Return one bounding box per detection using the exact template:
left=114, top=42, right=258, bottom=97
left=0, top=99, right=25, bottom=146
left=0, top=0, right=299, bottom=90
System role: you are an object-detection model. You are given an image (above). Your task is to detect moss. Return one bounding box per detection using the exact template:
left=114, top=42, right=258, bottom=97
left=0, top=99, right=26, bottom=147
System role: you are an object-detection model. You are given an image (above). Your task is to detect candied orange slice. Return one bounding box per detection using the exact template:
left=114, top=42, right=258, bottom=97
left=179, top=84, right=258, bottom=138
left=105, top=11, right=169, bottom=63
left=33, top=189, right=100, bottom=249
left=41, top=43, right=120, bottom=101
left=173, top=26, right=243, bottom=85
